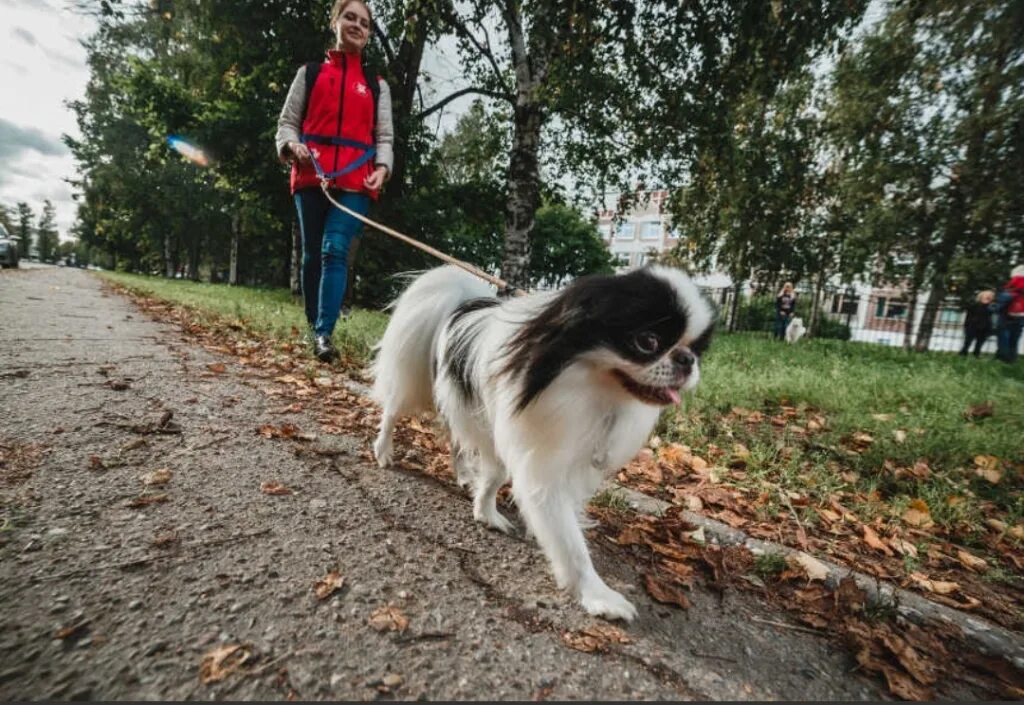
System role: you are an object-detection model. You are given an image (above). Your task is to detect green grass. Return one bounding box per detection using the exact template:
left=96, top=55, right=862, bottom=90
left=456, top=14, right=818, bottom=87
left=665, top=333, right=1024, bottom=534
left=99, top=271, right=387, bottom=361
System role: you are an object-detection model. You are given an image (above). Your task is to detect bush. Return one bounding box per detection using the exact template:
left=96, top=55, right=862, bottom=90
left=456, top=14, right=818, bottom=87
left=815, top=316, right=852, bottom=340
left=734, top=296, right=775, bottom=333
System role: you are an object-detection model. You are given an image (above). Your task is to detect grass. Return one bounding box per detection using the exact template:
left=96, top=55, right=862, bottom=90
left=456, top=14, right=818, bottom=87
left=99, top=271, right=387, bottom=361
left=664, top=333, right=1024, bottom=535
left=96, top=272, right=1023, bottom=537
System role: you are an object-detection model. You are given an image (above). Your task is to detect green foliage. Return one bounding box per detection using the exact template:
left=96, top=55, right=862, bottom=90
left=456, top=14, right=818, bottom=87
left=733, top=296, right=775, bottom=333
left=814, top=317, right=852, bottom=341
left=35, top=201, right=59, bottom=263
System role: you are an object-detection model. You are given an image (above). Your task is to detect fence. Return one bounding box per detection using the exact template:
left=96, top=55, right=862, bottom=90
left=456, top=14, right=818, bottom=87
left=699, top=286, right=1013, bottom=355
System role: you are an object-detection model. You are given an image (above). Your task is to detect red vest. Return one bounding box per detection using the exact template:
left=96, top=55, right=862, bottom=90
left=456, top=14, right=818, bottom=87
left=291, top=50, right=378, bottom=197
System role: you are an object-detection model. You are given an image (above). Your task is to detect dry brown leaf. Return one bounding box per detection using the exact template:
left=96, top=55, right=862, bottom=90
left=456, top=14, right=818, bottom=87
left=964, top=401, right=994, bottom=421
left=368, top=605, right=410, bottom=633
left=909, top=571, right=960, bottom=595
left=862, top=525, right=893, bottom=556
left=902, top=499, right=934, bottom=529
left=199, top=644, right=251, bottom=684
left=143, top=468, right=172, bottom=486
left=127, top=493, right=168, bottom=508
left=313, top=570, right=346, bottom=600
left=975, top=466, right=1003, bottom=484
left=206, top=363, right=227, bottom=374
left=893, top=429, right=907, bottom=443
left=643, top=573, right=691, bottom=609
left=889, top=538, right=918, bottom=558
left=955, top=549, right=988, bottom=573
left=562, top=624, right=632, bottom=653
left=786, top=553, right=830, bottom=582
left=259, top=481, right=292, bottom=496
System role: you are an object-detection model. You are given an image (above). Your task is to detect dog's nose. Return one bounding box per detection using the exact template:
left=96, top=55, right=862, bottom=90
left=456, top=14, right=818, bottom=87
left=671, top=348, right=695, bottom=373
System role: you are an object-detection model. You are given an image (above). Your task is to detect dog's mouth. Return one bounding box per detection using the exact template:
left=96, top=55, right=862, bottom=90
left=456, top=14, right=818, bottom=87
left=612, top=370, right=682, bottom=406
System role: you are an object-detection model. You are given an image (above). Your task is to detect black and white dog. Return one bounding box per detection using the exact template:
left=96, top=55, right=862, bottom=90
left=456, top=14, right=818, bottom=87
left=371, top=265, right=713, bottom=620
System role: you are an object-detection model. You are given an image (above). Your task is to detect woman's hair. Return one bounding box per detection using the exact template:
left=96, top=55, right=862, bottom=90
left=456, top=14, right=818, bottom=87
left=977, top=289, right=995, bottom=303
left=779, top=282, right=794, bottom=296
left=331, top=0, right=372, bottom=28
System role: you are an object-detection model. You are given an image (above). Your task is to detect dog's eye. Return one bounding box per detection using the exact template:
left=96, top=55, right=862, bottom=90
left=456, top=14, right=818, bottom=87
left=632, top=331, right=661, bottom=354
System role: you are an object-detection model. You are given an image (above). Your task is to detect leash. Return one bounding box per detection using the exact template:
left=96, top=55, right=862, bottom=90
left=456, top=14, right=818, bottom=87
left=306, top=146, right=519, bottom=296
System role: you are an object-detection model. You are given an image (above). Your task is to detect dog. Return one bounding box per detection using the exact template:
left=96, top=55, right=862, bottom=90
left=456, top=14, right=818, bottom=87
left=785, top=316, right=806, bottom=343
left=371, top=265, right=714, bottom=621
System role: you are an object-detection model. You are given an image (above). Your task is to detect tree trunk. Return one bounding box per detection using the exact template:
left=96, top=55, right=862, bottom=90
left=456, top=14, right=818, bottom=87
left=163, top=232, right=174, bottom=278
left=914, top=284, right=945, bottom=352
left=809, top=269, right=826, bottom=337
left=383, top=8, right=429, bottom=199
left=500, top=0, right=549, bottom=290
left=290, top=218, right=302, bottom=296
left=728, top=280, right=743, bottom=332
left=229, top=212, right=240, bottom=286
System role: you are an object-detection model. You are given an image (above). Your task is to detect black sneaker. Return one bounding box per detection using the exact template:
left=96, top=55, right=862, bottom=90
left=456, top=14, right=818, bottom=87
left=313, top=335, right=338, bottom=362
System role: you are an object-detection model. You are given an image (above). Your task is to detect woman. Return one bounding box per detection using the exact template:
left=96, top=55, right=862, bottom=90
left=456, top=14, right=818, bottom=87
left=774, top=282, right=797, bottom=340
left=959, top=290, right=995, bottom=357
left=995, top=265, right=1024, bottom=363
left=275, top=0, right=394, bottom=362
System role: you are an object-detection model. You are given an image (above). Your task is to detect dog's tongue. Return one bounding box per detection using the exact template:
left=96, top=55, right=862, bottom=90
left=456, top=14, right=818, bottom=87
left=667, top=388, right=681, bottom=405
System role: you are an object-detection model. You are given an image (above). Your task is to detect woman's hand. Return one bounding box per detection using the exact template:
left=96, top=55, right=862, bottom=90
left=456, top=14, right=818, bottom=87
left=287, top=141, right=312, bottom=164
left=363, top=165, right=388, bottom=191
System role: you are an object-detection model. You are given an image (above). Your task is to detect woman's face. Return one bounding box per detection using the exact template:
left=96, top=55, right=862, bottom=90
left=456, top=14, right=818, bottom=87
left=335, top=2, right=370, bottom=53
left=980, top=291, right=994, bottom=304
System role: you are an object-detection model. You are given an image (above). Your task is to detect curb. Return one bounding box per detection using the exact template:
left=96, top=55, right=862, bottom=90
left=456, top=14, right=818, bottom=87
left=606, top=481, right=1024, bottom=669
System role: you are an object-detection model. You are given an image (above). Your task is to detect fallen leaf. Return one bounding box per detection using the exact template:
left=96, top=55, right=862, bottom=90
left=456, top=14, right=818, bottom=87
left=313, top=570, right=346, bottom=600
left=955, top=550, right=987, bottom=573
left=893, top=429, right=907, bottom=443
left=871, top=413, right=893, bottom=422
left=963, top=401, right=993, bottom=421
left=889, top=538, right=918, bottom=558
left=199, top=644, right=251, bottom=684
left=974, top=466, right=1002, bottom=484
left=143, top=468, right=173, bottom=486
left=127, top=493, right=169, bottom=508
left=368, top=605, right=409, bottom=633
left=862, top=525, right=893, bottom=556
left=259, top=481, right=292, bottom=496
left=786, top=553, right=830, bottom=582
left=206, top=363, right=227, bottom=374
left=902, top=500, right=934, bottom=529
left=88, top=455, right=105, bottom=470
left=562, top=624, right=633, bottom=653
left=908, top=572, right=960, bottom=595
left=644, top=573, right=691, bottom=609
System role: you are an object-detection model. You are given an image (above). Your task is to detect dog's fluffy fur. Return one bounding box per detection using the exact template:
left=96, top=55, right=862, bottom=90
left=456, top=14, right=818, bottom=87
left=785, top=316, right=806, bottom=343
left=371, top=265, right=713, bottom=620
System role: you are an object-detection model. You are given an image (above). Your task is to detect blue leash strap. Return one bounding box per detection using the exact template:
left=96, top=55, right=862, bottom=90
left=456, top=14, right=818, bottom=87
left=301, top=133, right=376, bottom=181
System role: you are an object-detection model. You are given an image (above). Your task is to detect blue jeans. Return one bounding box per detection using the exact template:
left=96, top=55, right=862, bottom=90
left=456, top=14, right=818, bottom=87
left=294, top=188, right=369, bottom=337
left=996, top=317, right=1023, bottom=363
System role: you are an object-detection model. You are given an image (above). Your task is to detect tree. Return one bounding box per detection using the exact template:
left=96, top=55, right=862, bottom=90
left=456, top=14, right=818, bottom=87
left=0, top=204, right=14, bottom=234
left=529, top=204, right=614, bottom=289
left=36, top=200, right=59, bottom=262
left=15, top=202, right=34, bottom=258
left=826, top=0, right=1024, bottom=350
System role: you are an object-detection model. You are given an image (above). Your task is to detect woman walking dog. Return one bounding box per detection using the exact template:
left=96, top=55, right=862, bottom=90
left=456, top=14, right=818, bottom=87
left=275, top=0, right=394, bottom=362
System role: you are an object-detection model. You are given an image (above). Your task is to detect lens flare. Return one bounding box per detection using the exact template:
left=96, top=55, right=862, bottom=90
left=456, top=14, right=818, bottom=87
left=166, top=135, right=210, bottom=167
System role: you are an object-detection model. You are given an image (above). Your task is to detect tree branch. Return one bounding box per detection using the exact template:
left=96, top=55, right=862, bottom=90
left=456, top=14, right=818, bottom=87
left=415, top=87, right=514, bottom=121
left=440, top=7, right=512, bottom=96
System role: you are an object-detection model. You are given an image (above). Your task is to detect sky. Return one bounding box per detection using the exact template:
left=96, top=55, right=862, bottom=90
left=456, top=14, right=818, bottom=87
left=0, top=0, right=97, bottom=240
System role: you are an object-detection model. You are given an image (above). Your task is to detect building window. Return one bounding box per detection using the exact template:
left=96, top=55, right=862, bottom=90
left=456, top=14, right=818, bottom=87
left=640, top=222, right=661, bottom=240
left=939, top=307, right=961, bottom=324
left=830, top=294, right=858, bottom=315
left=875, top=297, right=908, bottom=319
left=615, top=223, right=635, bottom=240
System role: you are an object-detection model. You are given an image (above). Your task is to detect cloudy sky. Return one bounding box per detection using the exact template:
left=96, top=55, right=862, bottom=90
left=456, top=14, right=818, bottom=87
left=0, top=0, right=96, bottom=239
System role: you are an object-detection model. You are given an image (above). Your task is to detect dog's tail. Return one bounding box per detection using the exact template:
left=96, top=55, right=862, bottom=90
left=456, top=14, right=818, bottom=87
left=370, top=265, right=495, bottom=416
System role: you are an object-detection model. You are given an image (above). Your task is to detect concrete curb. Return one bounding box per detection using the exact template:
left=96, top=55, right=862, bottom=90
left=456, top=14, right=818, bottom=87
left=605, top=481, right=1024, bottom=669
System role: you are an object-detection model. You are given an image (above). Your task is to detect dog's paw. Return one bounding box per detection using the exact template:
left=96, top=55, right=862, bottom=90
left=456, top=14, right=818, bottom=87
left=373, top=435, right=393, bottom=468
left=474, top=506, right=516, bottom=535
left=580, top=585, right=638, bottom=622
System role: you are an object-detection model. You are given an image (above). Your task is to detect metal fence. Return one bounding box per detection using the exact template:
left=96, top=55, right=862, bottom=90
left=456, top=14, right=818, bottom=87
left=699, top=286, right=1011, bottom=355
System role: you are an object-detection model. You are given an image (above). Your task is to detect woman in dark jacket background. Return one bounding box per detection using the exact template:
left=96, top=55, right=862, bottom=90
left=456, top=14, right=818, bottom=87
left=960, top=289, right=995, bottom=357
